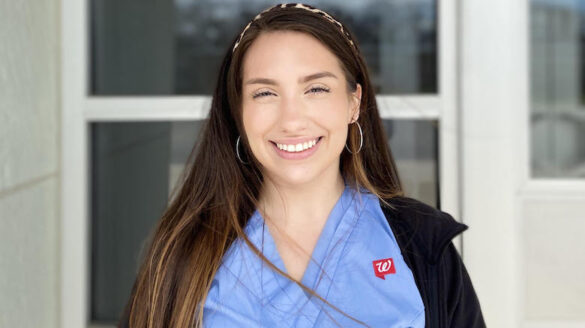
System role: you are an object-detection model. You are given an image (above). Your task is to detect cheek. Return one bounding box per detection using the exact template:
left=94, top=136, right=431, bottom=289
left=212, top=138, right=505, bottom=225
left=311, top=98, right=351, bottom=128
left=242, top=104, right=277, bottom=140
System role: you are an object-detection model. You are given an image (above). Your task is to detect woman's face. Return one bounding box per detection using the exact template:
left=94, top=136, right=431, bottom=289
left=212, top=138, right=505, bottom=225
left=241, top=30, right=361, bottom=188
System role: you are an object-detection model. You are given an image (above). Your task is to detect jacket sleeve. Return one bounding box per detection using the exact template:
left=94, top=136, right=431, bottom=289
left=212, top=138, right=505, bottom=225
left=440, top=242, right=486, bottom=328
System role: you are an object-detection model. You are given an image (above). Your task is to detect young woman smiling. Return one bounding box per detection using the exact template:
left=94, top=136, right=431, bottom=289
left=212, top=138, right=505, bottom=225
left=119, top=3, right=485, bottom=328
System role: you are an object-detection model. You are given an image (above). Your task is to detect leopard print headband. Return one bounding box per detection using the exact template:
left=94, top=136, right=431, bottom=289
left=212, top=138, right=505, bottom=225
left=232, top=3, right=355, bottom=53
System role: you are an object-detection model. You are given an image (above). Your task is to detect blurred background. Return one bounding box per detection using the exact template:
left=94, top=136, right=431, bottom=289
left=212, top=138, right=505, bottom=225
left=0, top=0, right=583, bottom=327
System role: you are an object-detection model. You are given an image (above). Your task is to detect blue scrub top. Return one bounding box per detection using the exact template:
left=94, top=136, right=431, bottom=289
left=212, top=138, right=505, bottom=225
left=203, top=184, right=425, bottom=327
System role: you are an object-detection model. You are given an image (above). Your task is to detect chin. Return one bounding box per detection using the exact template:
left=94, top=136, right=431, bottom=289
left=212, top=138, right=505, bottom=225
left=269, top=167, right=320, bottom=187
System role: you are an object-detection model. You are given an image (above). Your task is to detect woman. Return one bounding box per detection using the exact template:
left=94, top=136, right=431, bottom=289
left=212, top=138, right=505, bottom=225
left=119, top=3, right=485, bottom=327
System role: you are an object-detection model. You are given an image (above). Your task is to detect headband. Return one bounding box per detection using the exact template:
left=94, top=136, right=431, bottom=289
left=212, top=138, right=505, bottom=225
left=232, top=3, right=355, bottom=53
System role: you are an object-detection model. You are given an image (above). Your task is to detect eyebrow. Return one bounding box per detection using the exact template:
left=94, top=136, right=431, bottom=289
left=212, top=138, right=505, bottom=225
left=244, top=71, right=338, bottom=86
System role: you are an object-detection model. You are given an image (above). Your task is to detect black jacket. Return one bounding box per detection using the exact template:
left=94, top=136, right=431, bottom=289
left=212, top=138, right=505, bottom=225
left=380, top=196, right=486, bottom=328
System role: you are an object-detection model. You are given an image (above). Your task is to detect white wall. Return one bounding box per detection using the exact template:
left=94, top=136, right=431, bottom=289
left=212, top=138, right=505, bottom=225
left=521, top=193, right=585, bottom=323
left=0, top=0, right=60, bottom=327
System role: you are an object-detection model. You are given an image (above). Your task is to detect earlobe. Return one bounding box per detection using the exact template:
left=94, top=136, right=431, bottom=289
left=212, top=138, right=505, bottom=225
left=351, top=83, right=362, bottom=123
left=351, top=104, right=359, bottom=123
left=351, top=110, right=360, bottom=124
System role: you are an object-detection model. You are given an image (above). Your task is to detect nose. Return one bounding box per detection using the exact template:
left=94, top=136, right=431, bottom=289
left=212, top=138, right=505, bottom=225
left=278, top=94, right=308, bottom=133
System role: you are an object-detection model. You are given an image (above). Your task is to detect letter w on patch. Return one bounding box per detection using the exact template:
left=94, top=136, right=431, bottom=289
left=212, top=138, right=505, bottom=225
left=372, top=258, right=396, bottom=280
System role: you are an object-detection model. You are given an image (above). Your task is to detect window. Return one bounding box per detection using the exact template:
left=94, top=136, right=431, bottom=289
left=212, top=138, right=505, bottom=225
left=62, top=1, right=454, bottom=326
left=89, top=119, right=438, bottom=323
left=530, top=0, right=585, bottom=178
left=91, top=0, right=437, bottom=95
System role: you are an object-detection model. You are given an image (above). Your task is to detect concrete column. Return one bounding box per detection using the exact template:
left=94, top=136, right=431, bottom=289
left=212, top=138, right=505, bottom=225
left=0, top=0, right=61, bottom=327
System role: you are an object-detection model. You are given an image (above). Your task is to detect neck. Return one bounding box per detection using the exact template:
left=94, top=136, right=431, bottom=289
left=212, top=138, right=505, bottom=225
left=258, top=169, right=346, bottom=232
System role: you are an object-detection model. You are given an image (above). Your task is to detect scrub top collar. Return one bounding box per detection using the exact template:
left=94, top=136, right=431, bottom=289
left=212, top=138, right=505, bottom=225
left=243, top=182, right=363, bottom=319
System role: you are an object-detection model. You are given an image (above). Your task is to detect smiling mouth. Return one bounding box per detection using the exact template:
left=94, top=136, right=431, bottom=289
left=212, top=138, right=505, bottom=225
left=270, top=136, right=323, bottom=153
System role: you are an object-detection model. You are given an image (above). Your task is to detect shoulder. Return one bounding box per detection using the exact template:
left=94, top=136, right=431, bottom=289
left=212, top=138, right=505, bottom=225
left=378, top=196, right=486, bottom=327
left=378, top=196, right=468, bottom=264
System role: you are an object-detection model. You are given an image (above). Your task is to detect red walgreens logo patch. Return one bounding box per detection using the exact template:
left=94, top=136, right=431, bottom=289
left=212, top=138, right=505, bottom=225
left=372, top=258, right=396, bottom=280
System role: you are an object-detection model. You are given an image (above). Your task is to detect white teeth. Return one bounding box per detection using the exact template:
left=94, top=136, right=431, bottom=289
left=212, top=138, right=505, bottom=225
left=276, top=138, right=319, bottom=153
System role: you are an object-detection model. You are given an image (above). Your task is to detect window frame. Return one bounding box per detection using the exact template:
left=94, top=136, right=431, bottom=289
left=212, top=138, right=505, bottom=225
left=61, top=1, right=460, bottom=326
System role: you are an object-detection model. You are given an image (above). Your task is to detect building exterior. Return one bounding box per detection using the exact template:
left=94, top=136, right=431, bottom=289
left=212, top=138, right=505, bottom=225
left=1, top=0, right=584, bottom=327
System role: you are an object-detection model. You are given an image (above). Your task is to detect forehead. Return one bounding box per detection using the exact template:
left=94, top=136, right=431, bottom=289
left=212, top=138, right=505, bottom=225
left=241, top=30, right=344, bottom=80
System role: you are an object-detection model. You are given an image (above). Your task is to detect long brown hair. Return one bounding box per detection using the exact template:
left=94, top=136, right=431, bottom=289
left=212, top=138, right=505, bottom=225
left=121, top=4, right=402, bottom=327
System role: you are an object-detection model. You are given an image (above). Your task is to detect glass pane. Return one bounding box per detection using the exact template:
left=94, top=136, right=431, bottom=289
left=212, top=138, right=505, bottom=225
left=89, top=119, right=438, bottom=323
left=91, top=0, right=437, bottom=95
left=530, top=0, right=585, bottom=178
left=383, top=119, right=439, bottom=208
left=90, top=121, right=203, bottom=324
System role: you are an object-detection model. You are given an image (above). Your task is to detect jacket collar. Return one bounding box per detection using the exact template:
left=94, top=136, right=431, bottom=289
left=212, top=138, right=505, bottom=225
left=379, top=196, right=468, bottom=265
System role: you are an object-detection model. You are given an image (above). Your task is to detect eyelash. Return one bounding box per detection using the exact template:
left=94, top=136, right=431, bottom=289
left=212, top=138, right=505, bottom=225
left=252, top=86, right=330, bottom=99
